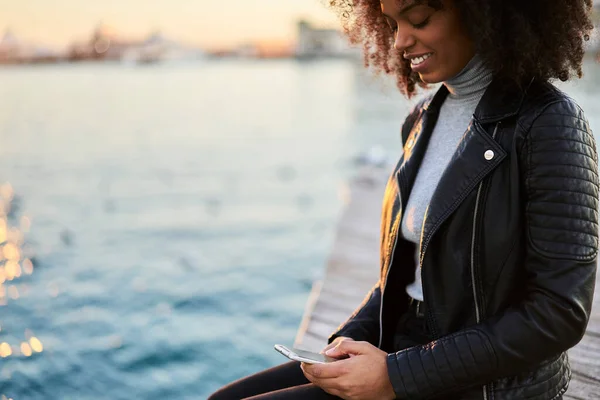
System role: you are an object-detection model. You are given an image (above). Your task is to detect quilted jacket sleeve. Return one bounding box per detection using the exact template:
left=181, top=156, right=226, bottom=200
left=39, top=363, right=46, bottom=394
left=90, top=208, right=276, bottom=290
left=386, top=99, right=599, bottom=398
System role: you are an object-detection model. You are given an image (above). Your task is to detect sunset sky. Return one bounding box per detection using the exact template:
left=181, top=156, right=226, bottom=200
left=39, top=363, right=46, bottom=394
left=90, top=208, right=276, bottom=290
left=0, top=0, right=340, bottom=50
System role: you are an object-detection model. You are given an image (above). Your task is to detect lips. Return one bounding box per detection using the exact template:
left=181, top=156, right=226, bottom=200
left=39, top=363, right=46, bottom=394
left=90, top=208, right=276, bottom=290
left=406, top=52, right=434, bottom=73
left=410, top=53, right=433, bottom=66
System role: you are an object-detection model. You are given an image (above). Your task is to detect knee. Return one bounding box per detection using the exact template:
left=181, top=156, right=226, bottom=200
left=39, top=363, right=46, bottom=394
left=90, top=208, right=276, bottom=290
left=206, top=390, right=225, bottom=400
left=207, top=384, right=239, bottom=400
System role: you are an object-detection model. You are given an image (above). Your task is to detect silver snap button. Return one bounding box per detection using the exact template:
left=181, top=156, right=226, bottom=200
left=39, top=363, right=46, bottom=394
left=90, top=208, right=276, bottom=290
left=484, top=150, right=495, bottom=161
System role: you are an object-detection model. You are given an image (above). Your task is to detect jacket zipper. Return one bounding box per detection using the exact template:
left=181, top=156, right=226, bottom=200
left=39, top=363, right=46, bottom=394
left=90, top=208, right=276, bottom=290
left=416, top=206, right=439, bottom=339
left=472, top=122, right=501, bottom=400
left=378, top=172, right=405, bottom=348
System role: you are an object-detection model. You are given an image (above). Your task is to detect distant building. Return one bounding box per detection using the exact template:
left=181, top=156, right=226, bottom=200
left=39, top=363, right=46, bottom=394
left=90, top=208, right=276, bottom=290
left=222, top=41, right=294, bottom=59
left=0, top=30, right=19, bottom=62
left=0, top=30, right=60, bottom=64
left=68, top=24, right=127, bottom=61
left=122, top=31, right=205, bottom=64
left=295, top=20, right=359, bottom=59
left=68, top=25, right=204, bottom=63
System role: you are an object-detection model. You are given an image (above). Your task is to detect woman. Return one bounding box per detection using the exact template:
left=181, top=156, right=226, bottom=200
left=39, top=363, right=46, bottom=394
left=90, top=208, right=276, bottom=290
left=209, top=0, right=598, bottom=398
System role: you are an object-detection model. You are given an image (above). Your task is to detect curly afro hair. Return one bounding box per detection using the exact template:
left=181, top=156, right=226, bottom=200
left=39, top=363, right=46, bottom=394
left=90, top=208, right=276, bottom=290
left=326, top=0, right=595, bottom=97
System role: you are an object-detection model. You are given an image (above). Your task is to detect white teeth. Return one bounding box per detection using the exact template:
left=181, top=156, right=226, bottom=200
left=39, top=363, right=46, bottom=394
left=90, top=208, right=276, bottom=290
left=411, top=53, right=432, bottom=66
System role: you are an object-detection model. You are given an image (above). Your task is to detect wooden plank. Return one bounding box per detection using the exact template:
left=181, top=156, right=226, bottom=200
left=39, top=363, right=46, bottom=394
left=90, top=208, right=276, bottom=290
left=564, top=374, right=600, bottom=399
left=294, top=166, right=384, bottom=352
left=295, top=166, right=600, bottom=396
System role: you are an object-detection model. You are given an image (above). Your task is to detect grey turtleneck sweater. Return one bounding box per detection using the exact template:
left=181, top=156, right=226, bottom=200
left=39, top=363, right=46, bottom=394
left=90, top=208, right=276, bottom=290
left=402, top=54, right=493, bottom=302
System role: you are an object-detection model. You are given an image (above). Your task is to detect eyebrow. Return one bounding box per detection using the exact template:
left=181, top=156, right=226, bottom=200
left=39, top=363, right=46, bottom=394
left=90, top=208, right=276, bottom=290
left=381, top=1, right=424, bottom=18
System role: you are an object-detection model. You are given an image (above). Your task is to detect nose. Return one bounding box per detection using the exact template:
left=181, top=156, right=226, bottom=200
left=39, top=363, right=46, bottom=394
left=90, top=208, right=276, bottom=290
left=394, top=27, right=416, bottom=52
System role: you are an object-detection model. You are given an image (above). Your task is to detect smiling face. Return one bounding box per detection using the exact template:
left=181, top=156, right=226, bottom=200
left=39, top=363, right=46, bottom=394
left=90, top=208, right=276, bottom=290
left=380, top=0, right=475, bottom=83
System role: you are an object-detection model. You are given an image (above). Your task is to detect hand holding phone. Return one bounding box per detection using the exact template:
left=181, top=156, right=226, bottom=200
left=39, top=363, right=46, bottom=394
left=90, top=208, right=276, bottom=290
left=274, top=344, right=338, bottom=364
left=321, top=336, right=354, bottom=355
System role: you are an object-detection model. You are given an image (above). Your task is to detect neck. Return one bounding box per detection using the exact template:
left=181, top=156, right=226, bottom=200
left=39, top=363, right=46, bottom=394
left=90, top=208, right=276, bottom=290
left=443, top=54, right=493, bottom=100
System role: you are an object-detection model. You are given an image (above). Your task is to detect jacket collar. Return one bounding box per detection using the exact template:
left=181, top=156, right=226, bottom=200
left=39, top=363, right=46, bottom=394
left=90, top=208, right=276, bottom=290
left=474, top=76, right=534, bottom=123
left=422, top=75, right=534, bottom=124
left=396, top=74, right=533, bottom=214
left=396, top=74, right=530, bottom=267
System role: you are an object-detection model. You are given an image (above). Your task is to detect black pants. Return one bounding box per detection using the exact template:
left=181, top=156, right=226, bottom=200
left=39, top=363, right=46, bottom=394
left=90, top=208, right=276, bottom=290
left=209, top=300, right=429, bottom=399
left=207, top=360, right=336, bottom=399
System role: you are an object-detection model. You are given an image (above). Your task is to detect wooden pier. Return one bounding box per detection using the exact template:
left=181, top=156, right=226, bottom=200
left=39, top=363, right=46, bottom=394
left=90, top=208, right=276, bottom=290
left=294, top=166, right=600, bottom=399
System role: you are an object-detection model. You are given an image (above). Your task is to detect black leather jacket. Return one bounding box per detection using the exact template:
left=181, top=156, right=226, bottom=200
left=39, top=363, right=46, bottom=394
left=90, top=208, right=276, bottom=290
left=329, top=77, right=599, bottom=399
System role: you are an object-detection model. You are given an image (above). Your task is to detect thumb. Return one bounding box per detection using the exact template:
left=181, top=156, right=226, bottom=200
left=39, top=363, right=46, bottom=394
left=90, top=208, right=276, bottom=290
left=320, top=336, right=353, bottom=355
left=325, top=340, right=370, bottom=357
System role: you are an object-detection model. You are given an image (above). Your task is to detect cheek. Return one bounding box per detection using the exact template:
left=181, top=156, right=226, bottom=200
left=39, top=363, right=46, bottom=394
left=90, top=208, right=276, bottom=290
left=430, top=23, right=462, bottom=55
left=429, top=24, right=472, bottom=67
left=419, top=29, right=453, bottom=72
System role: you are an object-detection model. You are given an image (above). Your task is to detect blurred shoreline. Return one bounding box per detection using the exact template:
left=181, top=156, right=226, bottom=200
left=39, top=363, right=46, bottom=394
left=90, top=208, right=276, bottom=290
left=0, top=20, right=362, bottom=66
left=6, top=13, right=598, bottom=67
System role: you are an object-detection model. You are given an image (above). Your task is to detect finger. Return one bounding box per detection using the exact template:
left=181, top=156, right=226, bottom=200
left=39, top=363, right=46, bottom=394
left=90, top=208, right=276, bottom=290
left=320, top=337, right=352, bottom=354
left=323, top=346, right=350, bottom=359
left=301, top=365, right=337, bottom=390
left=302, top=361, right=348, bottom=380
left=322, top=386, right=344, bottom=399
left=324, top=346, right=346, bottom=358
left=301, top=363, right=335, bottom=382
left=304, top=372, right=345, bottom=395
left=319, top=342, right=336, bottom=354
left=301, top=364, right=316, bottom=385
left=326, top=340, right=371, bottom=357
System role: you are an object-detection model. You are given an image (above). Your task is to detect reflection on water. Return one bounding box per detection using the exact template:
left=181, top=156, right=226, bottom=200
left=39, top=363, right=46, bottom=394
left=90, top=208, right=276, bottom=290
left=0, top=183, right=42, bottom=358
left=0, top=59, right=598, bottom=399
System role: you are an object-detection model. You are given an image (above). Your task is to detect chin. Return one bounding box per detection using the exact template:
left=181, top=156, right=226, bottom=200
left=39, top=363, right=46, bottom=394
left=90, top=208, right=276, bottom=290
left=419, top=73, right=443, bottom=84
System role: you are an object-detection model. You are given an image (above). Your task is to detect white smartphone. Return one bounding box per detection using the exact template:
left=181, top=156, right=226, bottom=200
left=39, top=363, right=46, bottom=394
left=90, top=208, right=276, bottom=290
left=274, top=344, right=337, bottom=364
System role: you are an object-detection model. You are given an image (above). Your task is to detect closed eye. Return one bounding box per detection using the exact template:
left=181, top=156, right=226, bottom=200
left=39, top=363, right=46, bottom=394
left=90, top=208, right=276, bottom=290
left=386, top=17, right=430, bottom=33
left=412, top=17, right=430, bottom=29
